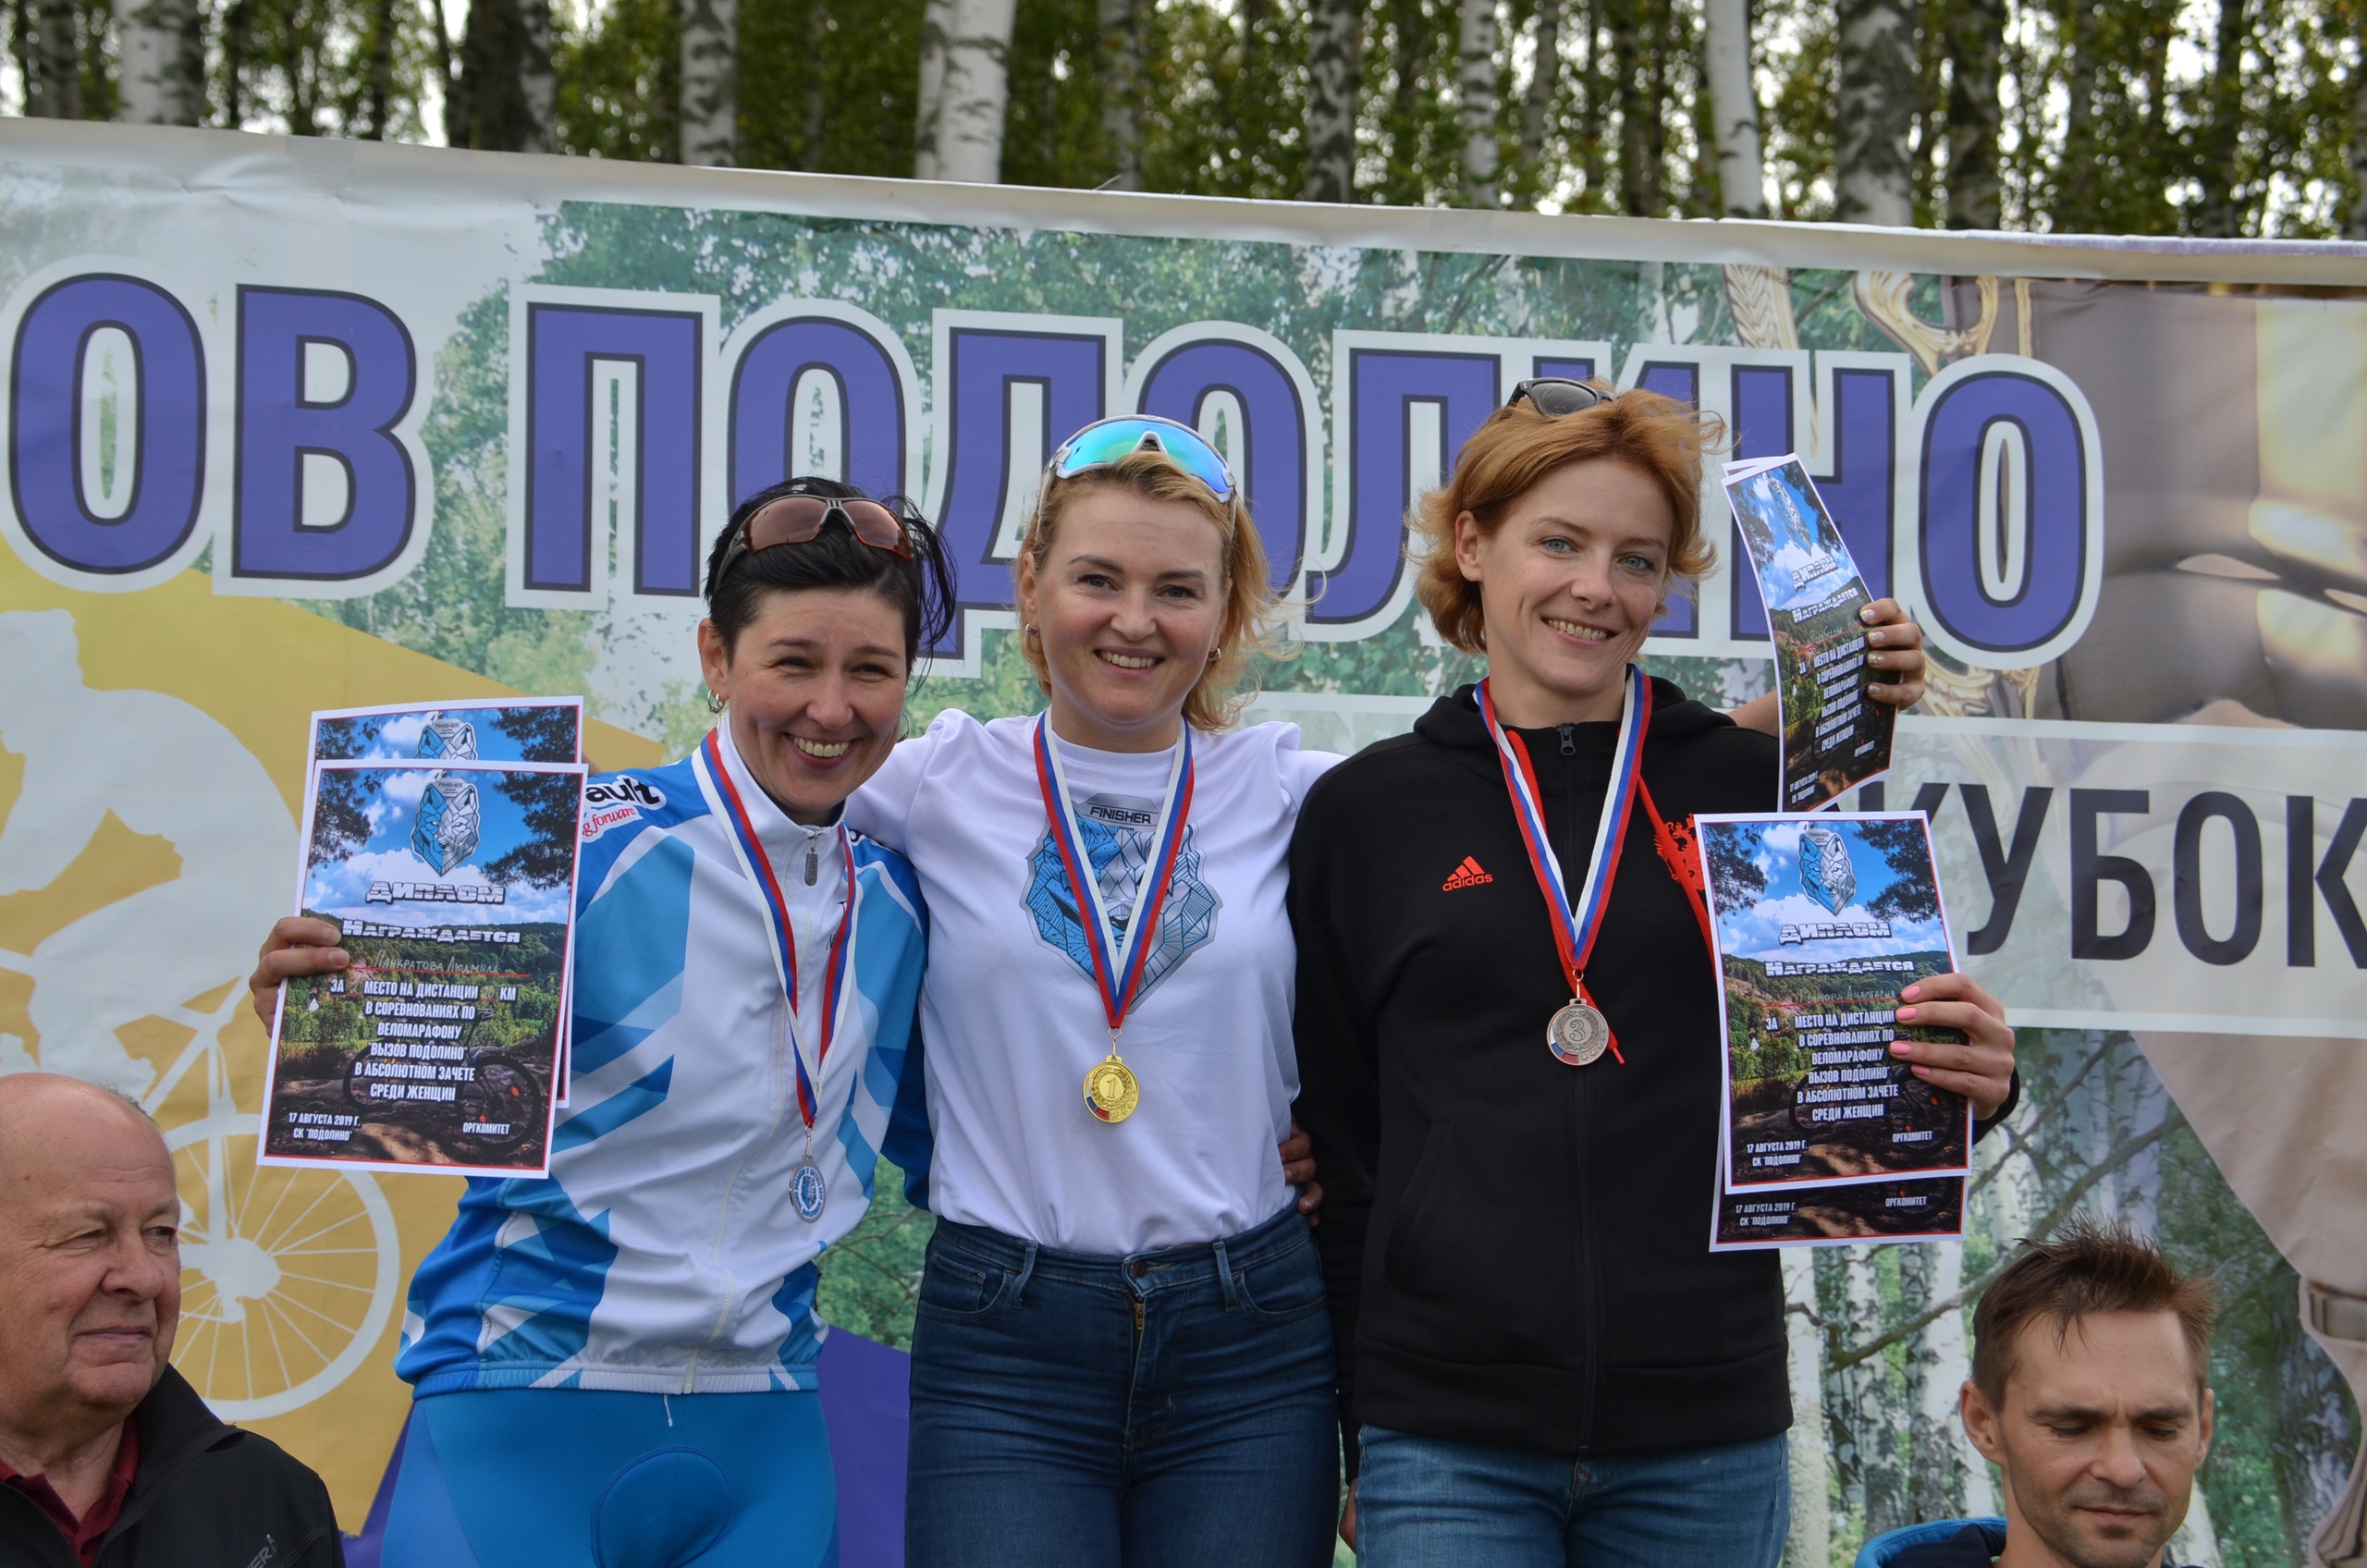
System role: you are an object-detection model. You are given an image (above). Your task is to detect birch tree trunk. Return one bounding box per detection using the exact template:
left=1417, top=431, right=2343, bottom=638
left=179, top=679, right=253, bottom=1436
left=25, top=0, right=80, bottom=117
left=362, top=0, right=397, bottom=137
left=681, top=0, right=739, bottom=165
left=932, top=0, right=1017, bottom=183
left=1455, top=0, right=1500, bottom=207
left=2349, top=6, right=2367, bottom=239
left=1701, top=0, right=1765, bottom=217
left=1844, top=1246, right=1908, bottom=1541
left=914, top=0, right=954, bottom=178
left=451, top=0, right=558, bottom=152
left=1097, top=0, right=1144, bottom=190
left=114, top=0, right=203, bottom=124
left=1783, top=1250, right=1832, bottom=1568
left=1301, top=0, right=1361, bottom=201
left=1903, top=1243, right=1994, bottom=1521
left=1833, top=0, right=1915, bottom=227
left=1944, top=0, right=2002, bottom=227
left=1610, top=0, right=1658, bottom=214
left=1514, top=0, right=1560, bottom=197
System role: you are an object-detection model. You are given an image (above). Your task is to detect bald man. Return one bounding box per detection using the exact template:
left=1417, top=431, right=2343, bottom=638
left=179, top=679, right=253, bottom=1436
left=0, top=1074, right=342, bottom=1567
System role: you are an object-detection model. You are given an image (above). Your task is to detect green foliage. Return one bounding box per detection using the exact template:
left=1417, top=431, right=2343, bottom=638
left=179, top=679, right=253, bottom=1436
left=816, top=1156, right=934, bottom=1348
left=557, top=0, right=678, bottom=160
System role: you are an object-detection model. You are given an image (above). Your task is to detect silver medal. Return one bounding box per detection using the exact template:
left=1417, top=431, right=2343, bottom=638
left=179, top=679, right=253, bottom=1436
left=791, top=1160, right=828, bottom=1222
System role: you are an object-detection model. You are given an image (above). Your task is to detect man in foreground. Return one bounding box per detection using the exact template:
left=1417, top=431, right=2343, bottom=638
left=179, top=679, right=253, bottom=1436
left=1891, top=1216, right=2215, bottom=1568
left=0, top=1072, right=343, bottom=1566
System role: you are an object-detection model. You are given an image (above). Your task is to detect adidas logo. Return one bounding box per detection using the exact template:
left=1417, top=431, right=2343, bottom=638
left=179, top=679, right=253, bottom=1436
left=1441, top=855, right=1494, bottom=891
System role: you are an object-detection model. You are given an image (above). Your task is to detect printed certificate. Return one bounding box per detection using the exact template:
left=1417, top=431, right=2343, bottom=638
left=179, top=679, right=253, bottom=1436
left=309, top=697, right=583, bottom=765
left=1711, top=1173, right=1967, bottom=1251
left=1723, top=456, right=1893, bottom=811
left=1698, top=811, right=1973, bottom=1198
left=260, top=758, right=585, bottom=1176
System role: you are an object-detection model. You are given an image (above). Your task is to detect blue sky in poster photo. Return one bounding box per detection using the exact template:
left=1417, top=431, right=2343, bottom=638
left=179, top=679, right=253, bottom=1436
left=1708, top=818, right=1949, bottom=964
left=302, top=766, right=575, bottom=925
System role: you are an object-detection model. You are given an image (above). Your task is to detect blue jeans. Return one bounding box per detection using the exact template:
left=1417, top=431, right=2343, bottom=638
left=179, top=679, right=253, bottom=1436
left=905, top=1205, right=1339, bottom=1568
left=1356, top=1425, right=1790, bottom=1568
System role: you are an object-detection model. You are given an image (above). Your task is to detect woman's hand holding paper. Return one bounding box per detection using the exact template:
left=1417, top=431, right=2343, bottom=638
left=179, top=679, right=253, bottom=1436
left=1891, top=972, right=2016, bottom=1119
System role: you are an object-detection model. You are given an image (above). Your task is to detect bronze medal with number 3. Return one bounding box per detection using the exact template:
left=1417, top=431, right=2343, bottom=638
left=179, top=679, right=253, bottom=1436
left=1548, top=998, right=1610, bottom=1066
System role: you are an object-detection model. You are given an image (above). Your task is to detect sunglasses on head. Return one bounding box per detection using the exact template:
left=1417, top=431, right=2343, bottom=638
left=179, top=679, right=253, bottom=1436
left=717, top=493, right=914, bottom=583
left=1507, top=378, right=1615, bottom=418
left=1049, top=416, right=1237, bottom=503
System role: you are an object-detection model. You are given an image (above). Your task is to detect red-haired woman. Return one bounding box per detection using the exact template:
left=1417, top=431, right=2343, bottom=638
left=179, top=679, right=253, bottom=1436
left=1288, top=382, right=2021, bottom=1567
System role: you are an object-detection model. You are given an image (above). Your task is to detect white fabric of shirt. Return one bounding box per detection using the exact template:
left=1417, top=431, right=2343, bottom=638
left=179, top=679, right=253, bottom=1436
left=849, top=709, right=1339, bottom=1255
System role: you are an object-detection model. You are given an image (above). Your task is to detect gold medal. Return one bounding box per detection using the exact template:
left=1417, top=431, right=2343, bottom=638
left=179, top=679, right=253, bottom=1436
left=1084, top=1055, right=1141, bottom=1122
left=1548, top=998, right=1610, bottom=1066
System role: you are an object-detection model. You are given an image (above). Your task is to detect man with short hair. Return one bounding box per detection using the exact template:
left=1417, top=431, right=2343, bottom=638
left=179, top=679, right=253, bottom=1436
left=1889, top=1216, right=2215, bottom=1568
left=0, top=1072, right=343, bottom=1566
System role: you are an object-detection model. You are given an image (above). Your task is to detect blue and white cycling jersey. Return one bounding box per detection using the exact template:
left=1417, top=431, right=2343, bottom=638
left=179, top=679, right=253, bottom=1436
left=397, top=726, right=931, bottom=1397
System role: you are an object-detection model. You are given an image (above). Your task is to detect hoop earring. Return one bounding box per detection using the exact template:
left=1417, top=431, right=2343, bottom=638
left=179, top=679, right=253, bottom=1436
left=705, top=689, right=728, bottom=716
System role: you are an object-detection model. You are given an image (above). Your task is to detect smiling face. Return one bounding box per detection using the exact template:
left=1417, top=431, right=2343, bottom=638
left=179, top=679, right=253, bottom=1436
left=0, top=1077, right=180, bottom=1455
left=1016, top=484, right=1230, bottom=753
left=697, top=586, right=911, bottom=824
left=1963, top=1310, right=2214, bottom=1568
left=1453, top=456, right=1675, bottom=728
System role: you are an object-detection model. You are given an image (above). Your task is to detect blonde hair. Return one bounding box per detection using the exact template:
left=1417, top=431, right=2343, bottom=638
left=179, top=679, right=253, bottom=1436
left=1014, top=448, right=1282, bottom=731
left=1413, top=385, right=1722, bottom=654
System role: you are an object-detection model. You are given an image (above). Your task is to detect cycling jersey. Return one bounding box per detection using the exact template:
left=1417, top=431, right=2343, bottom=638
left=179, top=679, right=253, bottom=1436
left=396, top=726, right=931, bottom=1397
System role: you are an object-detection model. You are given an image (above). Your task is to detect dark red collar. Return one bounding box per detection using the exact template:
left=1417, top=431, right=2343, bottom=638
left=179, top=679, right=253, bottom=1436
left=0, top=1418, right=141, bottom=1567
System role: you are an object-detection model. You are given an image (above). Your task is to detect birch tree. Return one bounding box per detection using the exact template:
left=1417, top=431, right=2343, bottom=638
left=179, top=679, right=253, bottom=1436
left=1302, top=0, right=1361, bottom=201
left=681, top=0, right=738, bottom=164
left=1513, top=0, right=1560, bottom=200
left=1944, top=0, right=2003, bottom=227
left=1783, top=1250, right=1832, bottom=1568
left=449, top=0, right=558, bottom=151
left=1841, top=1246, right=1908, bottom=1539
left=2350, top=5, right=2367, bottom=239
left=1097, top=0, right=1143, bottom=190
left=1455, top=0, right=1499, bottom=207
left=930, top=0, right=1016, bottom=182
left=24, top=0, right=82, bottom=116
left=913, top=0, right=952, bottom=177
left=114, top=0, right=204, bottom=123
left=1833, top=0, right=1914, bottom=226
left=1700, top=0, right=1764, bottom=216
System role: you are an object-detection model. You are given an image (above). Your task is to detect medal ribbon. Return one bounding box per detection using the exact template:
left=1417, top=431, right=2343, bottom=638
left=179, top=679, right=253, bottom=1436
left=700, top=730, right=857, bottom=1136
left=1478, top=665, right=1653, bottom=1065
left=1032, top=718, right=1196, bottom=1039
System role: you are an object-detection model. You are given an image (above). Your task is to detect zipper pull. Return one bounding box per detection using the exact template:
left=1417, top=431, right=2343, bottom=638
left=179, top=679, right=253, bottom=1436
left=804, top=840, right=819, bottom=886
left=1557, top=723, right=1576, bottom=755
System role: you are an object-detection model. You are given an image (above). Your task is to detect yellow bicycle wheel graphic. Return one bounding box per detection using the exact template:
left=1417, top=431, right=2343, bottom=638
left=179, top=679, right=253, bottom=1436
left=166, top=1113, right=402, bottom=1421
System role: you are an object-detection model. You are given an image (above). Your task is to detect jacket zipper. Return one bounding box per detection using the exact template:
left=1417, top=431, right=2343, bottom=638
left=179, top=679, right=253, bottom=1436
left=1564, top=732, right=1600, bottom=1453
left=689, top=989, right=792, bottom=1390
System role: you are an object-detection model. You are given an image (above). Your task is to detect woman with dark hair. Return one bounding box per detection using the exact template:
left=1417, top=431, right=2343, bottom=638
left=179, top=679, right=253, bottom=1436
left=250, top=477, right=953, bottom=1568
left=1288, top=383, right=2019, bottom=1567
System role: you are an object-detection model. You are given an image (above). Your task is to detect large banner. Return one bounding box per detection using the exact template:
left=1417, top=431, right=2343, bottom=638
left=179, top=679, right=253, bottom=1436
left=1, top=120, right=2361, bottom=1563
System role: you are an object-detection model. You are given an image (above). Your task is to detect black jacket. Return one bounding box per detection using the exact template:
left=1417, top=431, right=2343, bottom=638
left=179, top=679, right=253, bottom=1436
left=1290, top=680, right=2008, bottom=1466
left=0, top=1366, right=344, bottom=1568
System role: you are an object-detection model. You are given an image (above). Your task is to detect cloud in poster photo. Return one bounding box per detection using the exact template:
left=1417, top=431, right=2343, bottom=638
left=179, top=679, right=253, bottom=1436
left=303, top=764, right=578, bottom=925
left=1711, top=817, right=1949, bottom=963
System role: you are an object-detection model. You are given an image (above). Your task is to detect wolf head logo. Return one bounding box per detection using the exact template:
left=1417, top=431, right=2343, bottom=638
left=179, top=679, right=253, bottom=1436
left=410, top=772, right=482, bottom=876
left=1798, top=825, right=1856, bottom=915
left=417, top=712, right=480, bottom=761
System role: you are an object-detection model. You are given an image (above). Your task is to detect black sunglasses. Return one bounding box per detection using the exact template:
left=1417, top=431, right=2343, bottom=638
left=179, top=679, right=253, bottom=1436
left=1506, top=378, right=1614, bottom=417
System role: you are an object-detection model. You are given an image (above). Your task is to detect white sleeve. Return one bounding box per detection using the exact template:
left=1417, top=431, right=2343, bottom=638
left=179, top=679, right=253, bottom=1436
left=845, top=708, right=975, bottom=853
left=1265, top=722, right=1344, bottom=813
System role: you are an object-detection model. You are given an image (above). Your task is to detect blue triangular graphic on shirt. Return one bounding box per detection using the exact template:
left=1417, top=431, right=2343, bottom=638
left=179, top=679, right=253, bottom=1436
left=1023, top=821, right=1220, bottom=1004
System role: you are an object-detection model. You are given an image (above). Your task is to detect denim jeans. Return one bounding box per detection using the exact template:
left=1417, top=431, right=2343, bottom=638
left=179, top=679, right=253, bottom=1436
left=905, top=1205, right=1339, bottom=1568
left=1356, top=1424, right=1790, bottom=1568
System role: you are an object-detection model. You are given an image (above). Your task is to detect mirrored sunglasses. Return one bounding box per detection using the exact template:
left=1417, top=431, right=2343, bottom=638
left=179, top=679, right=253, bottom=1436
left=1049, top=416, right=1237, bottom=503
left=730, top=494, right=913, bottom=565
left=1507, top=378, right=1615, bottom=418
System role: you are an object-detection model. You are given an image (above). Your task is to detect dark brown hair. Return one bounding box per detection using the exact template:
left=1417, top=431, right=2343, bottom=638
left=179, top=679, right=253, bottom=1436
left=1970, top=1214, right=2218, bottom=1403
left=1411, top=384, right=1721, bottom=654
left=704, top=476, right=956, bottom=664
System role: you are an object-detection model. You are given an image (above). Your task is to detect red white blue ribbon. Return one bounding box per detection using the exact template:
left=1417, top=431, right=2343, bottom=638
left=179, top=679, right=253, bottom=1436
left=1478, top=664, right=1653, bottom=1064
left=1032, top=717, right=1196, bottom=1040
left=700, top=729, right=855, bottom=1134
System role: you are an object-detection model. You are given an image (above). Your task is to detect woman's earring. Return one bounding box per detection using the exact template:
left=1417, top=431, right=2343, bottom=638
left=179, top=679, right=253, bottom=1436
left=705, top=689, right=728, bottom=716
left=1207, top=648, right=1221, bottom=663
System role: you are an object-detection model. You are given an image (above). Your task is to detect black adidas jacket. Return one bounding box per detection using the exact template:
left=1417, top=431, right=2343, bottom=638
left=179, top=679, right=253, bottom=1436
left=1290, top=680, right=2009, bottom=1467
left=0, top=1366, right=344, bottom=1568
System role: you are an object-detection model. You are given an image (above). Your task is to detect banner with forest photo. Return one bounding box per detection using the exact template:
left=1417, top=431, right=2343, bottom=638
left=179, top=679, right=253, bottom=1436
left=0, top=120, right=2361, bottom=1566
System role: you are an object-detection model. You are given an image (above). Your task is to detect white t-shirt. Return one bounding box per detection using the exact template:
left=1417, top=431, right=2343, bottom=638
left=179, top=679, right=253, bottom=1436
left=847, top=709, right=1339, bottom=1255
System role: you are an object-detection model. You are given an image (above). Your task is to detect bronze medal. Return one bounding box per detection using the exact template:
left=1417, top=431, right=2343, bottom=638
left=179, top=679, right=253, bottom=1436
left=1084, top=1055, right=1141, bottom=1122
left=1548, top=998, right=1610, bottom=1066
